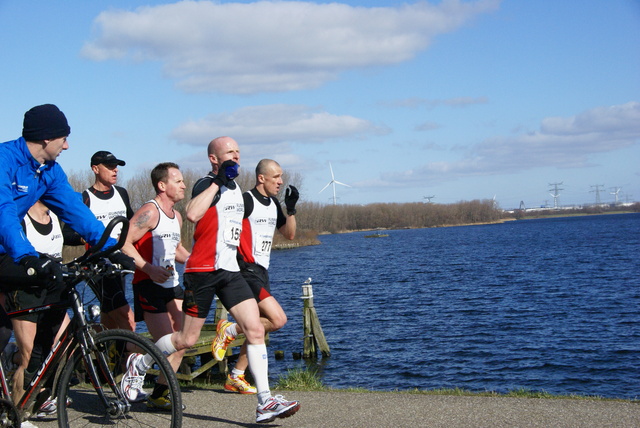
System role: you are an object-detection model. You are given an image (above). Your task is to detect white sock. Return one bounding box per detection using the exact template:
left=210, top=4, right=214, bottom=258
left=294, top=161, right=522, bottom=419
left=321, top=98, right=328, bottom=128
left=227, top=323, right=238, bottom=337
left=247, top=343, right=270, bottom=404
left=138, top=355, right=153, bottom=371
left=231, top=368, right=245, bottom=377
left=143, top=333, right=177, bottom=367
left=155, top=333, right=177, bottom=356
left=258, top=390, right=271, bottom=405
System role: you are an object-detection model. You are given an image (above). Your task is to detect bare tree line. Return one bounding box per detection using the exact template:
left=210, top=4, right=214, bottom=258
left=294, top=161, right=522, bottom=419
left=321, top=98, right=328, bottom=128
left=64, top=166, right=503, bottom=250
left=294, top=199, right=503, bottom=235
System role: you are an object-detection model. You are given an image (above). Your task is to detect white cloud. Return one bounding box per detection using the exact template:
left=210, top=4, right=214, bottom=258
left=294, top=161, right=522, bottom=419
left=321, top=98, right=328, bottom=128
left=399, top=101, right=640, bottom=184
left=540, top=102, right=640, bottom=136
left=171, top=103, right=388, bottom=146
left=81, top=0, right=501, bottom=94
left=383, top=96, right=489, bottom=109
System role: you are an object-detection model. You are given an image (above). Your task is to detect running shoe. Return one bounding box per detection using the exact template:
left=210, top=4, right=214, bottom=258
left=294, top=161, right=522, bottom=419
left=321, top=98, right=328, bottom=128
left=146, top=389, right=186, bottom=411
left=224, top=374, right=257, bottom=394
left=34, top=396, right=72, bottom=419
left=34, top=398, right=56, bottom=418
left=121, top=353, right=150, bottom=403
left=255, top=395, right=300, bottom=423
left=211, top=319, right=235, bottom=362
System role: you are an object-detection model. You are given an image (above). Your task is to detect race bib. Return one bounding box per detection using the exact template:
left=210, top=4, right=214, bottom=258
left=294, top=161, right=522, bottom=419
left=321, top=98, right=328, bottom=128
left=255, top=233, right=273, bottom=257
left=223, top=217, right=242, bottom=246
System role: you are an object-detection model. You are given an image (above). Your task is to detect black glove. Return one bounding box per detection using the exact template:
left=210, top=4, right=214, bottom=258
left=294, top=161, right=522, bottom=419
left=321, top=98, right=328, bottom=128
left=20, top=254, right=62, bottom=282
left=108, top=250, right=136, bottom=271
left=213, top=160, right=239, bottom=187
left=285, top=185, right=299, bottom=215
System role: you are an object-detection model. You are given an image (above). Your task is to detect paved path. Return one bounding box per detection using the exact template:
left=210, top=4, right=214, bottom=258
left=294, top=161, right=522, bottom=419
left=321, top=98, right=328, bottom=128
left=33, top=388, right=640, bottom=427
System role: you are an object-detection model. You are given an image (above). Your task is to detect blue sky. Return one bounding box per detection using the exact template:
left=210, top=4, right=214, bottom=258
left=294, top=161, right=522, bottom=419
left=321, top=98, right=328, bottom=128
left=1, top=0, right=638, bottom=209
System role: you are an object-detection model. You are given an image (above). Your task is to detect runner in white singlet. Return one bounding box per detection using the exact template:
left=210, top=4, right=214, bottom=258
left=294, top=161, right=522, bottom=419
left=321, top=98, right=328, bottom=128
left=227, top=159, right=298, bottom=394
left=122, top=162, right=190, bottom=408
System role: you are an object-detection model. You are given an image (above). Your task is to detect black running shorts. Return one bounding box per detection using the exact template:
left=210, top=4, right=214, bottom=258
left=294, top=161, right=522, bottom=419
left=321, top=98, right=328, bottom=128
left=182, top=270, right=254, bottom=319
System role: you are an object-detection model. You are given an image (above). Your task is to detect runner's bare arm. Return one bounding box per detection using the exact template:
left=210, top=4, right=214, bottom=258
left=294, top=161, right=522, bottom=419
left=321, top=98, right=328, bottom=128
left=122, top=202, right=171, bottom=283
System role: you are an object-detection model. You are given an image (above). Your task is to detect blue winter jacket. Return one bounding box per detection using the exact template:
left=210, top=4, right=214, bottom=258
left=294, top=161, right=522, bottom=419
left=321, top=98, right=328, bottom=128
left=0, top=137, right=116, bottom=262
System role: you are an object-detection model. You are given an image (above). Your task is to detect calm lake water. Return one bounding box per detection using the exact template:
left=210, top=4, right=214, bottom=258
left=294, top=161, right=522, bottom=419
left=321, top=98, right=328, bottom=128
left=262, top=213, right=640, bottom=399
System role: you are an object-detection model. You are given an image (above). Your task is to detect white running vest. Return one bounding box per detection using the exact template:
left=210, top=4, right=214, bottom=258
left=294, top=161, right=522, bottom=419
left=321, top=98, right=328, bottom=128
left=24, top=211, right=63, bottom=260
left=243, top=192, right=278, bottom=269
left=133, top=200, right=181, bottom=288
left=85, top=189, right=127, bottom=238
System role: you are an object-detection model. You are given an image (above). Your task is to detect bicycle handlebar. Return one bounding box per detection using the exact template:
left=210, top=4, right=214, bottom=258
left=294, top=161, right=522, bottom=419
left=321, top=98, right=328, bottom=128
left=62, top=216, right=132, bottom=280
left=74, top=216, right=129, bottom=264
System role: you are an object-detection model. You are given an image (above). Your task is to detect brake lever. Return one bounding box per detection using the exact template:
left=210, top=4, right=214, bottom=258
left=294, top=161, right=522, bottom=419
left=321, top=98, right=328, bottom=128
left=102, top=263, right=134, bottom=276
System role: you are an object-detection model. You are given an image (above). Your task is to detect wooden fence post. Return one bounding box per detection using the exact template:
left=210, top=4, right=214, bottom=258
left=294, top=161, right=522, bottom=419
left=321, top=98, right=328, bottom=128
left=301, top=278, right=331, bottom=359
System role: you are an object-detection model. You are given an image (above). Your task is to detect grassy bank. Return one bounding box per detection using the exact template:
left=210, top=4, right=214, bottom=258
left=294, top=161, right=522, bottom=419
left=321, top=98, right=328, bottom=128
left=180, top=367, right=638, bottom=403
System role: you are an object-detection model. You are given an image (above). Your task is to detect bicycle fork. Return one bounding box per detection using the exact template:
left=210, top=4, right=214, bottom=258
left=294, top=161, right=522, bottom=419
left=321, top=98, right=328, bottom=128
left=71, top=289, right=131, bottom=418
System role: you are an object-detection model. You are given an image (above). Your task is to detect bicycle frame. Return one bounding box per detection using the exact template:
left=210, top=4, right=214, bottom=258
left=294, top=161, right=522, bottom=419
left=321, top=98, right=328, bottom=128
left=3, top=288, right=94, bottom=418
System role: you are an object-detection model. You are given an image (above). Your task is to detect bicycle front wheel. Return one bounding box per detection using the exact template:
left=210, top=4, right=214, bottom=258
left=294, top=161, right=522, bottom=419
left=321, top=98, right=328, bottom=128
left=57, top=329, right=182, bottom=427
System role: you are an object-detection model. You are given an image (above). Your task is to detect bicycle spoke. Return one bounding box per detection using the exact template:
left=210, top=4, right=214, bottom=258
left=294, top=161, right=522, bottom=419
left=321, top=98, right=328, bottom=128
left=57, top=329, right=181, bottom=428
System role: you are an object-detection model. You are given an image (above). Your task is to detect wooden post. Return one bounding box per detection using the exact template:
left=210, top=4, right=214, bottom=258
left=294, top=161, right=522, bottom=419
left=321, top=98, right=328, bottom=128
left=302, top=278, right=331, bottom=358
left=302, top=281, right=316, bottom=357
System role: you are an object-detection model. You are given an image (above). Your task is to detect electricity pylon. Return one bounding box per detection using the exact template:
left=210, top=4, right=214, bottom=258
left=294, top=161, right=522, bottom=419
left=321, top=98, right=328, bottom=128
left=549, top=182, right=563, bottom=209
left=590, top=184, right=605, bottom=206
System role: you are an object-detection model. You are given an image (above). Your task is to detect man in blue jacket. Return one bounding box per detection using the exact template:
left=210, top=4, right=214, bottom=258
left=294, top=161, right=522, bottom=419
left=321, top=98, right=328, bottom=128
left=0, top=104, right=133, bottom=413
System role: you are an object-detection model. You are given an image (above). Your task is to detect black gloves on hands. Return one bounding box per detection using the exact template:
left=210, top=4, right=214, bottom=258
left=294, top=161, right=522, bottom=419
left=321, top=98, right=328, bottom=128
left=213, top=160, right=239, bottom=187
left=285, top=185, right=299, bottom=215
left=108, top=250, right=136, bottom=271
left=21, top=254, right=63, bottom=282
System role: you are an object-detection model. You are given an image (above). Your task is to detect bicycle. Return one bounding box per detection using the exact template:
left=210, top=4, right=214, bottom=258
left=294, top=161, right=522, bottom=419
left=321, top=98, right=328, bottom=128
left=0, top=216, right=182, bottom=427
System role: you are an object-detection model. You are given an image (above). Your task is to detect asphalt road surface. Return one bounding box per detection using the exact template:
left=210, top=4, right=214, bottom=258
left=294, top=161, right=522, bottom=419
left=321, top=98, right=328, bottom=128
left=30, top=389, right=640, bottom=427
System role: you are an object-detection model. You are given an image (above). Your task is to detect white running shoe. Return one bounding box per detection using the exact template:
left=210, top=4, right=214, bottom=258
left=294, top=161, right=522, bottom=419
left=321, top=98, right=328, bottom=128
left=34, top=397, right=56, bottom=418
left=34, top=396, right=72, bottom=419
left=120, top=353, right=150, bottom=403
left=256, top=395, right=300, bottom=423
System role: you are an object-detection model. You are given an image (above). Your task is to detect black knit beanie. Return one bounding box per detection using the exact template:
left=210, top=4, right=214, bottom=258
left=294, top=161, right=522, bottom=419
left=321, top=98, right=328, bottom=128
left=22, top=104, right=71, bottom=141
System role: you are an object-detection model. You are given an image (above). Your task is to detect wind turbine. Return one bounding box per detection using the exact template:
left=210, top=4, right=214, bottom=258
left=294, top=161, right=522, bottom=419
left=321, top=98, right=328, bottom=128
left=423, top=195, right=435, bottom=203
left=319, top=163, right=351, bottom=205
left=610, top=187, right=622, bottom=205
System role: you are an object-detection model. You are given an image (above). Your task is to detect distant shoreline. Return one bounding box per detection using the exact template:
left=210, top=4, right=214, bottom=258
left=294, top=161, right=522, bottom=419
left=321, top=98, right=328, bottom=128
left=268, top=210, right=639, bottom=250
left=516, top=210, right=637, bottom=221
left=322, top=210, right=638, bottom=234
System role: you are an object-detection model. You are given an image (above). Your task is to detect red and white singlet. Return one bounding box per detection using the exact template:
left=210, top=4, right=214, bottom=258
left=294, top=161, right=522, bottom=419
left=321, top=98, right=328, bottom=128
left=185, top=184, right=244, bottom=273
left=133, top=200, right=182, bottom=288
